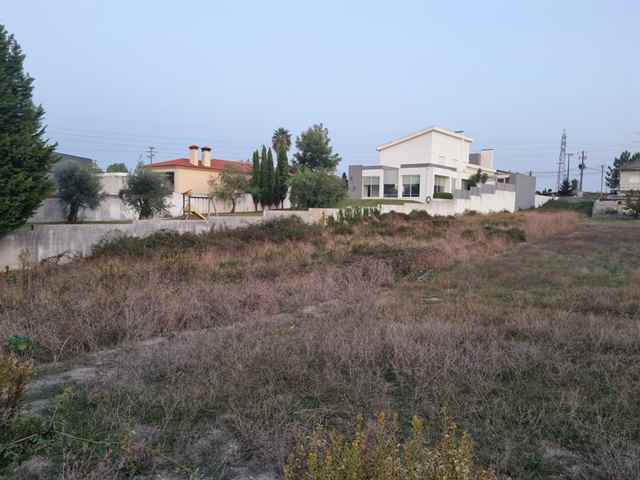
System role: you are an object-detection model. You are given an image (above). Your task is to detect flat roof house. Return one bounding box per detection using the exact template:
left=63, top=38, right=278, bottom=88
left=144, top=145, right=251, bottom=195
left=348, top=127, right=498, bottom=203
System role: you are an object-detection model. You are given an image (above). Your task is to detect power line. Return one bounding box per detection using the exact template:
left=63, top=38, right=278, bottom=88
left=146, top=146, right=156, bottom=164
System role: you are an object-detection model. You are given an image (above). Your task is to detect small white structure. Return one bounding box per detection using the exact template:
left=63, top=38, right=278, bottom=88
left=620, top=160, right=640, bottom=191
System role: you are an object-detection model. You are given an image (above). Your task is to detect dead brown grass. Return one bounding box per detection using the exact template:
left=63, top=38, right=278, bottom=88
left=8, top=210, right=634, bottom=480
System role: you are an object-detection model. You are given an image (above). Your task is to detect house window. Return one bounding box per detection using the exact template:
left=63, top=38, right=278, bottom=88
left=402, top=175, right=420, bottom=198
left=434, top=175, right=450, bottom=194
left=163, top=172, right=175, bottom=190
left=383, top=184, right=398, bottom=198
left=363, top=176, right=380, bottom=198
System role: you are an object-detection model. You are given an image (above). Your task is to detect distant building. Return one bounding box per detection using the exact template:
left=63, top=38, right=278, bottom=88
left=143, top=145, right=251, bottom=195
left=620, top=159, right=640, bottom=191
left=54, top=152, right=99, bottom=170
left=348, top=127, right=497, bottom=202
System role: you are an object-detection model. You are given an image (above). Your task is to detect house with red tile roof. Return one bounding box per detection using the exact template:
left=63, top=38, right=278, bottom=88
left=144, top=145, right=251, bottom=195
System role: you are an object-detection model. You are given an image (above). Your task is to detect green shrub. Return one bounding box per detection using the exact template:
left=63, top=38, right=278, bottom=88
left=433, top=192, right=454, bottom=200
left=284, top=412, right=496, bottom=480
left=6, top=335, right=33, bottom=355
left=539, top=199, right=594, bottom=217
left=289, top=168, right=347, bottom=209
left=484, top=225, right=526, bottom=242
left=92, top=217, right=322, bottom=258
left=407, top=210, right=431, bottom=221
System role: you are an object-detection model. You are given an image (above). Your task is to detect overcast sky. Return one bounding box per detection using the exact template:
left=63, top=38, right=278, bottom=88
left=3, top=0, right=640, bottom=190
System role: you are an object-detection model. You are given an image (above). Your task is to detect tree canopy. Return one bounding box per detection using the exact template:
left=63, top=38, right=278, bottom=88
left=53, top=161, right=103, bottom=223
left=289, top=168, right=346, bottom=209
left=272, top=127, right=292, bottom=153
left=209, top=165, right=249, bottom=214
left=119, top=165, right=172, bottom=219
left=293, top=124, right=341, bottom=171
left=0, top=24, right=57, bottom=235
left=106, top=163, right=128, bottom=173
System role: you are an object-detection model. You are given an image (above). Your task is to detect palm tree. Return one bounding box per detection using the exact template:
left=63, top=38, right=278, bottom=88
left=272, top=127, right=292, bottom=153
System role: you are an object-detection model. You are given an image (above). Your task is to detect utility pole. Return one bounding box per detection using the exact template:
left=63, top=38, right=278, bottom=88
left=578, top=150, right=587, bottom=197
left=578, top=151, right=586, bottom=196
left=556, top=129, right=567, bottom=192
left=600, top=164, right=605, bottom=194
left=146, top=146, right=156, bottom=164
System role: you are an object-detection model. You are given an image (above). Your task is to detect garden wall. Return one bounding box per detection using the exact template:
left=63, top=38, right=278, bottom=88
left=0, top=217, right=262, bottom=270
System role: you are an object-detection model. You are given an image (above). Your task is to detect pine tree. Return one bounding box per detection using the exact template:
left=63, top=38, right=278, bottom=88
left=0, top=24, right=57, bottom=235
left=293, top=123, right=341, bottom=171
left=274, top=147, right=289, bottom=208
left=558, top=179, right=573, bottom=196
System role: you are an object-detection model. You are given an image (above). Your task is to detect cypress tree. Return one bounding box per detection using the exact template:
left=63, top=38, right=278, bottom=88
left=274, top=147, right=289, bottom=208
left=259, top=145, right=270, bottom=207
left=264, top=148, right=275, bottom=207
left=249, top=149, right=261, bottom=210
left=0, top=25, right=57, bottom=235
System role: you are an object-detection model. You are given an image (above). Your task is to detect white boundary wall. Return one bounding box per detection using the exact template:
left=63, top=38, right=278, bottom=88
left=0, top=217, right=262, bottom=270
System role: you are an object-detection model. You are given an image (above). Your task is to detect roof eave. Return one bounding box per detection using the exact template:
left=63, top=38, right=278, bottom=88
left=377, top=127, right=473, bottom=151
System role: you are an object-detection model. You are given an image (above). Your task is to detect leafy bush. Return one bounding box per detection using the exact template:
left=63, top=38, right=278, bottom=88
left=0, top=354, right=33, bottom=423
left=119, top=165, right=172, bottom=219
left=289, top=168, right=346, bottom=208
left=220, top=216, right=322, bottom=243
left=92, top=217, right=322, bottom=258
left=484, top=225, right=526, bottom=242
left=53, top=160, right=103, bottom=223
left=284, top=412, right=496, bottom=480
left=433, top=192, right=454, bottom=200
left=539, top=199, right=594, bottom=217
left=6, top=335, right=33, bottom=355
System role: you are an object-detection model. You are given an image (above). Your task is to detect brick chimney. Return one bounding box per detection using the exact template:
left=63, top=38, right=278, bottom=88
left=201, top=146, right=212, bottom=168
left=189, top=145, right=199, bottom=166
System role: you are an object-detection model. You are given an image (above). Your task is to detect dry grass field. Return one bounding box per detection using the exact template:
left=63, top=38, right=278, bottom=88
left=2, top=210, right=639, bottom=479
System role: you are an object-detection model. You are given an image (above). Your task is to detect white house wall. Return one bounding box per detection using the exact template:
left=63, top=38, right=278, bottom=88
left=620, top=170, right=640, bottom=191
left=379, top=133, right=432, bottom=168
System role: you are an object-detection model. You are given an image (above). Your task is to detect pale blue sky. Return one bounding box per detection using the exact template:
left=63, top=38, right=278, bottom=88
left=3, top=0, right=640, bottom=190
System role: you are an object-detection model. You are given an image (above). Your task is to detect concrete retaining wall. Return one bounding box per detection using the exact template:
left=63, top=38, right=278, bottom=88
left=535, top=195, right=553, bottom=208
left=0, top=217, right=262, bottom=270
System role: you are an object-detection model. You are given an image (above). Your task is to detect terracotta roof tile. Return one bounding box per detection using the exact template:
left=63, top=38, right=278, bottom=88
left=144, top=158, right=252, bottom=173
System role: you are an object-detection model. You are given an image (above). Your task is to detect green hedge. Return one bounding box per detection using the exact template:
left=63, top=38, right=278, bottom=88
left=433, top=192, right=454, bottom=200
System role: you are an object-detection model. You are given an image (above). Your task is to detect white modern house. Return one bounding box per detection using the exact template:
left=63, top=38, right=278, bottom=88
left=348, top=126, right=538, bottom=212
left=348, top=127, right=498, bottom=202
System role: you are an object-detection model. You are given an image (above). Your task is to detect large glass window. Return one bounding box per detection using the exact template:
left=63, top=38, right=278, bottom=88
left=363, top=176, right=380, bottom=198
left=434, top=175, right=450, bottom=194
left=402, top=175, right=420, bottom=198
left=383, top=184, right=398, bottom=198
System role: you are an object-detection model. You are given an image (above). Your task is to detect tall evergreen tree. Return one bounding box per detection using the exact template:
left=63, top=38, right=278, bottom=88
left=0, top=24, right=57, bottom=235
left=264, top=148, right=275, bottom=207
left=293, top=123, right=341, bottom=171
left=259, top=146, right=272, bottom=207
left=273, top=147, right=289, bottom=208
left=247, top=149, right=261, bottom=210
